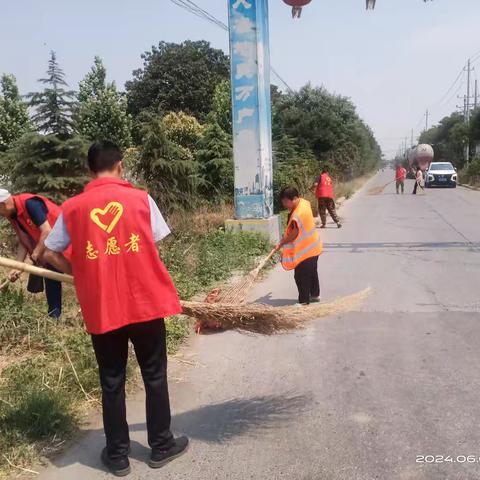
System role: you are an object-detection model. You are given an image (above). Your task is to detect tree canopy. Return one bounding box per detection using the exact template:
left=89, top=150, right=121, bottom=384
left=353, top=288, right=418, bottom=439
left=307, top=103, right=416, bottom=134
left=125, top=41, right=230, bottom=120
left=27, top=51, right=75, bottom=137
left=75, top=56, right=132, bottom=148
left=0, top=74, right=30, bottom=152
left=273, top=85, right=381, bottom=180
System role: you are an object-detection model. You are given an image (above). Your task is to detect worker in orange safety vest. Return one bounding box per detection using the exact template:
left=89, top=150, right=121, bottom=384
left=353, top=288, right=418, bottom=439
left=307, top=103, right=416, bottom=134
left=275, top=186, right=323, bottom=305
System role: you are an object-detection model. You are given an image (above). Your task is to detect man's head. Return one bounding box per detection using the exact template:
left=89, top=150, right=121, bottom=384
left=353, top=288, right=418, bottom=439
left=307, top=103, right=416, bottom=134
left=0, top=189, right=15, bottom=218
left=322, top=168, right=328, bottom=174
left=279, top=186, right=300, bottom=211
left=87, top=141, right=124, bottom=178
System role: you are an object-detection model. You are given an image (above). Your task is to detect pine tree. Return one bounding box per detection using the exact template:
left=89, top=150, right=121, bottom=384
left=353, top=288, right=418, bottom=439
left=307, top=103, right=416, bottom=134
left=75, top=57, right=132, bottom=148
left=28, top=51, right=75, bottom=136
left=134, top=113, right=204, bottom=211
left=196, top=119, right=233, bottom=197
left=0, top=74, right=31, bottom=151
left=3, top=132, right=89, bottom=202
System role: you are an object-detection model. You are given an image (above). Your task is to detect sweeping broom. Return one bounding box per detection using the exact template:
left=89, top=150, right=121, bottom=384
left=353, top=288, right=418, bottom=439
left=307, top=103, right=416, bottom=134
left=208, top=248, right=277, bottom=304
left=0, top=256, right=371, bottom=335
left=367, top=180, right=395, bottom=195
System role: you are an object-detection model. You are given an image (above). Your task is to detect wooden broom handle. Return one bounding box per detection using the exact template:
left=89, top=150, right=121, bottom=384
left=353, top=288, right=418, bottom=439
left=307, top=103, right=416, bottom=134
left=251, top=248, right=277, bottom=275
left=0, top=256, right=74, bottom=284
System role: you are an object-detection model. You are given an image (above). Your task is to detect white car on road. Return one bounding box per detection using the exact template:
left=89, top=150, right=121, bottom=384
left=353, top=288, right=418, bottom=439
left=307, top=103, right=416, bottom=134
left=425, top=162, right=457, bottom=188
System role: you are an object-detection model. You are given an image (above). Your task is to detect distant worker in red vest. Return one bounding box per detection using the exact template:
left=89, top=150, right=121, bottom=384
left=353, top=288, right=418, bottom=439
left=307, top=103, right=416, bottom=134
left=0, top=189, right=64, bottom=317
left=395, top=165, right=407, bottom=194
left=44, top=141, right=188, bottom=476
left=275, top=187, right=323, bottom=305
left=314, top=169, right=342, bottom=229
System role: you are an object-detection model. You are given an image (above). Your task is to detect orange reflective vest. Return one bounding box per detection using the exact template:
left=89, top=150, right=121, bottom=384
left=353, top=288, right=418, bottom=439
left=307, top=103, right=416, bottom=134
left=281, top=198, right=323, bottom=271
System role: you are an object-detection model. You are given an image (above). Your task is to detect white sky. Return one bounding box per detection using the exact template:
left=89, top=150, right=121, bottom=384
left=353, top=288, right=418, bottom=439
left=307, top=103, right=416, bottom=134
left=1, top=0, right=479, bottom=157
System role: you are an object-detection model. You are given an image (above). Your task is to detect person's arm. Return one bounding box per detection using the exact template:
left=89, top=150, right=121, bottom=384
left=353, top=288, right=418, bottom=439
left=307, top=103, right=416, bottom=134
left=274, top=222, right=300, bottom=252
left=8, top=243, right=28, bottom=282
left=148, top=195, right=171, bottom=244
left=25, top=198, right=50, bottom=264
left=43, top=213, right=72, bottom=274
left=43, top=250, right=72, bottom=275
left=31, top=221, right=52, bottom=264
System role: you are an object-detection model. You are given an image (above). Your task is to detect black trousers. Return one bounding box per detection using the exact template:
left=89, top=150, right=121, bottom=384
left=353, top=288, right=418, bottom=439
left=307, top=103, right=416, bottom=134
left=91, top=319, right=173, bottom=459
left=294, top=255, right=320, bottom=304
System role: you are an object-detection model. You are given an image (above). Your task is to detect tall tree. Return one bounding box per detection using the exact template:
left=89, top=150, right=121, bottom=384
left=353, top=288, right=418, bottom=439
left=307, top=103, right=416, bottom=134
left=196, top=120, right=233, bottom=197
left=2, top=133, right=89, bottom=201
left=210, top=80, right=232, bottom=135
left=28, top=51, right=75, bottom=137
left=0, top=74, right=31, bottom=151
left=133, top=113, right=205, bottom=211
left=126, top=41, right=229, bottom=120
left=75, top=57, right=132, bottom=148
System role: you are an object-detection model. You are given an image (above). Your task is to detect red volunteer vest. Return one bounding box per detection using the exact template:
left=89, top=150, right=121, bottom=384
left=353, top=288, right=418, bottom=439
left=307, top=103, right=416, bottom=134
left=315, top=173, right=334, bottom=199
left=395, top=167, right=406, bottom=181
left=10, top=194, right=62, bottom=253
left=62, top=177, right=182, bottom=334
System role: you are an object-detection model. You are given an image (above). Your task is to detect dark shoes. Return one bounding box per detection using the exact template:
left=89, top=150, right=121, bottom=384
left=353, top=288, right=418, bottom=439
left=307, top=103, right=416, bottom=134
left=101, top=448, right=131, bottom=477
left=149, top=436, right=189, bottom=469
left=337, top=223, right=342, bottom=228
left=101, top=436, right=189, bottom=475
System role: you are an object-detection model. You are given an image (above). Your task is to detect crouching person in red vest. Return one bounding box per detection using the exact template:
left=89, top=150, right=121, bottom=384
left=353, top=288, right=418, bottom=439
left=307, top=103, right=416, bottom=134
left=0, top=189, right=64, bottom=317
left=43, top=141, right=188, bottom=476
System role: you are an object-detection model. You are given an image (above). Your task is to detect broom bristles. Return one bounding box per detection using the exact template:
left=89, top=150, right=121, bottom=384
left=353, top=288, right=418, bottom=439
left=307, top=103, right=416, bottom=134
left=181, top=288, right=371, bottom=334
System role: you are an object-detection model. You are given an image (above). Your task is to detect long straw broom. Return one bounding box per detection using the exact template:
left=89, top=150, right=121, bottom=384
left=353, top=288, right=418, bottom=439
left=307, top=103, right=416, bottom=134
left=0, top=257, right=371, bottom=335
left=207, top=248, right=277, bottom=304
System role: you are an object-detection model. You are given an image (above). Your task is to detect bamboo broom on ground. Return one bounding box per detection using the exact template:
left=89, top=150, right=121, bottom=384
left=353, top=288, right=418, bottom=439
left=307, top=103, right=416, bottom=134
left=0, top=256, right=371, bottom=334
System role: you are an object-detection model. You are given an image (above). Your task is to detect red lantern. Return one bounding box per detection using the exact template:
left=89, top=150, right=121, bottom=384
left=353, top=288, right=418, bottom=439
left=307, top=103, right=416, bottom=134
left=283, top=0, right=312, bottom=4
left=283, top=0, right=312, bottom=18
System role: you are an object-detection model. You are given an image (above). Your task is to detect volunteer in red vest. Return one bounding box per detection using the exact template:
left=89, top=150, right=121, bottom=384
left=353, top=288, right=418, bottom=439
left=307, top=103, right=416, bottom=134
left=275, top=186, right=323, bottom=305
left=314, top=168, right=342, bottom=229
left=395, top=164, right=407, bottom=194
left=0, top=189, right=63, bottom=317
left=43, top=141, right=188, bottom=476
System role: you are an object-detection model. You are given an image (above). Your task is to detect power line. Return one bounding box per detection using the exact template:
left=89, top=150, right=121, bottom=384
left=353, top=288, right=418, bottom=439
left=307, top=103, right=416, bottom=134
left=167, top=0, right=294, bottom=92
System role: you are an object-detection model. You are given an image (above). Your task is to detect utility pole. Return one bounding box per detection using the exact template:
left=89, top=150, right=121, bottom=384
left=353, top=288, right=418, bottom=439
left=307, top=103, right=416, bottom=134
left=466, top=59, right=472, bottom=123
left=425, top=109, right=429, bottom=131
left=475, top=79, right=478, bottom=110
left=411, top=129, right=414, bottom=147
left=464, top=59, right=474, bottom=166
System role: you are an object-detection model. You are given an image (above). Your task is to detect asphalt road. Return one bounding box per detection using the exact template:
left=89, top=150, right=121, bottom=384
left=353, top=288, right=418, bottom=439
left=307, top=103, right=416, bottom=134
left=37, top=171, right=480, bottom=480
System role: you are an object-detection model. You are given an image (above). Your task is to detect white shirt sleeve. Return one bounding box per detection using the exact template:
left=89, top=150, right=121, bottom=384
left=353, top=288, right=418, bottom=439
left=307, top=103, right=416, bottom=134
left=44, top=213, right=72, bottom=252
left=148, top=195, right=171, bottom=242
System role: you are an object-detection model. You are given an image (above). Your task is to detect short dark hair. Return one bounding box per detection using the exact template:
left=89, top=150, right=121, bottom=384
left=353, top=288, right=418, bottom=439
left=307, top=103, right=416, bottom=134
left=87, top=141, right=122, bottom=173
left=279, top=186, right=299, bottom=200
left=322, top=168, right=328, bottom=174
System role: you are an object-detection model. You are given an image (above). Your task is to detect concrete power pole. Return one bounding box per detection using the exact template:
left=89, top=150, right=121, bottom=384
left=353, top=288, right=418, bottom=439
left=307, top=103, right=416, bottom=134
left=475, top=79, right=478, bottom=110
left=465, top=59, right=473, bottom=166
left=425, top=109, right=429, bottom=132
left=411, top=129, right=414, bottom=147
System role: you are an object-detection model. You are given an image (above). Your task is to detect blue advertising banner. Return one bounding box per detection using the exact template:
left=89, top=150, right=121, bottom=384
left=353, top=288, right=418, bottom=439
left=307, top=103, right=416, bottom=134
left=228, top=0, right=273, bottom=219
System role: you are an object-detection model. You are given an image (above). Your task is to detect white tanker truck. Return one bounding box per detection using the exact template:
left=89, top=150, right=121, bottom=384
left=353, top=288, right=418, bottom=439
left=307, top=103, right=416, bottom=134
left=408, top=144, right=434, bottom=172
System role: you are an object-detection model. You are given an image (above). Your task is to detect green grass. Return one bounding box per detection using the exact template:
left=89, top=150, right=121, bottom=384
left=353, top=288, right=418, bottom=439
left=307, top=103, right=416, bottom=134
left=0, top=224, right=271, bottom=476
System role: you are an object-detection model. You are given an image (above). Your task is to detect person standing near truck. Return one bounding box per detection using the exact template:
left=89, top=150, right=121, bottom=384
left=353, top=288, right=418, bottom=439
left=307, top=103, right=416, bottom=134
left=314, top=168, right=342, bottom=228
left=395, top=165, right=407, bottom=194
left=413, top=167, right=424, bottom=195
